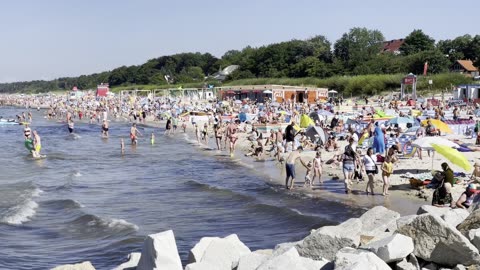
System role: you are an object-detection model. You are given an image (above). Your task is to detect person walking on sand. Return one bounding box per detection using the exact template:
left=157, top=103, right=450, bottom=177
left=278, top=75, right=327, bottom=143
left=130, top=123, right=142, bottom=145
left=285, top=146, right=308, bottom=190
left=342, top=137, right=357, bottom=194
left=226, top=120, right=238, bottom=157
left=381, top=156, right=393, bottom=196
left=362, top=147, right=377, bottom=195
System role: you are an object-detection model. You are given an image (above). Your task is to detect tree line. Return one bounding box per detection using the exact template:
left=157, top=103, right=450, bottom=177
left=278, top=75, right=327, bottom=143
left=1, top=28, right=479, bottom=93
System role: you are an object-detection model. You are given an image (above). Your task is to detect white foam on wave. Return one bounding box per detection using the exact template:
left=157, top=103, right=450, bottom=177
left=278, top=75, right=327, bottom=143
left=87, top=216, right=139, bottom=231
left=0, top=187, right=43, bottom=225
left=73, top=171, right=82, bottom=177
left=1, top=200, right=39, bottom=225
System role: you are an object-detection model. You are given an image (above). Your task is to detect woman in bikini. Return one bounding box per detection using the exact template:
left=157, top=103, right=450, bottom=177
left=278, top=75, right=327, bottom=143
left=214, top=124, right=223, bottom=150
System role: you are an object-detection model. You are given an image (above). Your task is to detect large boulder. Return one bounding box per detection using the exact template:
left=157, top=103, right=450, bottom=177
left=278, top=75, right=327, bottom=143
left=184, top=261, right=221, bottom=270
left=237, top=252, right=269, bottom=270
left=188, top=237, right=220, bottom=263
left=396, top=214, right=480, bottom=266
left=136, top=230, right=182, bottom=270
left=396, top=258, right=417, bottom=270
left=417, top=205, right=451, bottom=216
left=457, top=209, right=480, bottom=234
left=273, top=240, right=303, bottom=256
left=256, top=247, right=330, bottom=270
left=189, top=234, right=251, bottom=269
left=417, top=206, right=469, bottom=227
left=51, top=261, right=95, bottom=270
left=441, top=208, right=470, bottom=227
left=296, top=218, right=362, bottom=261
left=362, top=233, right=414, bottom=263
left=112, top=252, right=141, bottom=270
left=468, top=228, right=480, bottom=250
left=397, top=215, right=417, bottom=229
left=334, top=247, right=391, bottom=270
left=359, top=206, right=400, bottom=236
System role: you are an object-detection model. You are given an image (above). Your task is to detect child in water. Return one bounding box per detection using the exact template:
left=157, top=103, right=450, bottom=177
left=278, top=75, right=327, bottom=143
left=304, top=161, right=313, bottom=188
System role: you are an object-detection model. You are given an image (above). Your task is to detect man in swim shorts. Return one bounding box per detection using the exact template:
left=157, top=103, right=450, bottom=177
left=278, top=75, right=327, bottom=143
left=285, top=146, right=308, bottom=189
left=130, top=123, right=142, bottom=145
left=102, top=120, right=109, bottom=137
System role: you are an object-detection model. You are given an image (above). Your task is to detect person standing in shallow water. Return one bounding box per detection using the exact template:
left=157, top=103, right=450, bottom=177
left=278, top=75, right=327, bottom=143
left=101, top=120, right=109, bottom=137
left=285, top=146, right=308, bottom=190
left=130, top=123, right=142, bottom=145
left=342, top=137, right=357, bottom=194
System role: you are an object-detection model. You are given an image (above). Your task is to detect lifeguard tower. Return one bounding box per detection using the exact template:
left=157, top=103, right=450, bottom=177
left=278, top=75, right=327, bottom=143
left=400, top=73, right=417, bottom=100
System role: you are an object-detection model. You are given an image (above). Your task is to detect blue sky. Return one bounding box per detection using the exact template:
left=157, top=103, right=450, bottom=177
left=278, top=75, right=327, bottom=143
left=0, top=0, right=478, bottom=82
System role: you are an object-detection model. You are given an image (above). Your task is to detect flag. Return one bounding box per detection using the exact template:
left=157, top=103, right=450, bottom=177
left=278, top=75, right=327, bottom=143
left=423, top=61, right=428, bottom=76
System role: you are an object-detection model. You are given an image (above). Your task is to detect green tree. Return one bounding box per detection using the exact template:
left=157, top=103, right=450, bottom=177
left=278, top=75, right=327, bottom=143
left=400, top=29, right=435, bottom=55
left=333, top=27, right=385, bottom=73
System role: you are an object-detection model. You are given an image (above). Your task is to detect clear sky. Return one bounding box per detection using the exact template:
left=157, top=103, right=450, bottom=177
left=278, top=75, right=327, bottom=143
left=0, top=0, right=478, bottom=83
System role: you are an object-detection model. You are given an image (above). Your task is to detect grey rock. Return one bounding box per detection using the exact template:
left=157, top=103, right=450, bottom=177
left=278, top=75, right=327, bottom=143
left=136, top=230, right=182, bottom=270
left=453, top=264, right=467, bottom=270
left=333, top=247, right=391, bottom=270
left=396, top=214, right=480, bottom=266
left=237, top=252, right=269, bottom=270
left=397, top=215, right=418, bottom=229
left=198, top=234, right=251, bottom=269
left=256, top=247, right=330, bottom=270
left=50, top=261, right=95, bottom=270
left=188, top=237, right=219, bottom=263
left=112, top=252, right=141, bottom=270
left=184, top=261, right=221, bottom=270
left=396, top=258, right=418, bottom=270
left=359, top=206, right=400, bottom=236
left=468, top=228, right=480, bottom=250
left=273, top=240, right=303, bottom=256
left=422, top=262, right=438, bottom=270
left=441, top=208, right=470, bottom=227
left=417, top=205, right=451, bottom=216
left=296, top=218, right=362, bottom=261
left=457, top=209, right=480, bottom=234
left=363, top=233, right=414, bottom=263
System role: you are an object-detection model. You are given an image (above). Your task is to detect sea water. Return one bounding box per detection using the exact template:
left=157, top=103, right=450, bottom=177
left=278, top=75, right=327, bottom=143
left=0, top=107, right=366, bottom=269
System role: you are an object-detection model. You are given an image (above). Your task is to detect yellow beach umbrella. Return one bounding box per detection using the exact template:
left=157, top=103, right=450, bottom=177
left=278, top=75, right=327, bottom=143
left=421, top=119, right=453, bottom=134
left=432, top=143, right=472, bottom=172
left=411, top=109, right=422, bottom=117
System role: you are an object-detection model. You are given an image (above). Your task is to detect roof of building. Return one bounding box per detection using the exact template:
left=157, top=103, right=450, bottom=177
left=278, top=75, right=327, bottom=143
left=455, top=60, right=478, bottom=72
left=382, top=39, right=405, bottom=53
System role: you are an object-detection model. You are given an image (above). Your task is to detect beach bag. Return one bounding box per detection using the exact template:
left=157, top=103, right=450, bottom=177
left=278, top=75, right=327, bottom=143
left=368, top=156, right=378, bottom=175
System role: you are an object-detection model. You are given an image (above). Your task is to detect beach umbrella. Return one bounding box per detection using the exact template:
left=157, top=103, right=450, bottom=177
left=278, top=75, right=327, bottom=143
left=405, top=126, right=420, bottom=134
left=411, top=137, right=459, bottom=151
left=432, top=143, right=472, bottom=172
left=305, top=126, right=327, bottom=145
left=317, top=110, right=333, bottom=116
left=421, top=119, right=453, bottom=134
left=263, top=90, right=273, bottom=94
left=234, top=100, right=242, bottom=104
left=387, top=117, right=414, bottom=125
